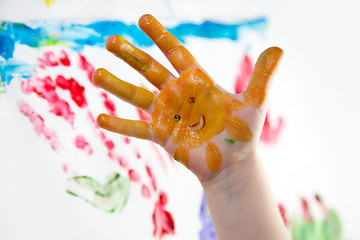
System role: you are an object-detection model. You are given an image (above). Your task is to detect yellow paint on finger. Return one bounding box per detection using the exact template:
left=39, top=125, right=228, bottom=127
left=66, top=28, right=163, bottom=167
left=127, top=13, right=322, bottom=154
left=243, top=47, right=284, bottom=107
left=206, top=142, right=222, bottom=172
left=106, top=35, right=173, bottom=89
left=93, top=68, right=154, bottom=110
left=97, top=114, right=150, bottom=140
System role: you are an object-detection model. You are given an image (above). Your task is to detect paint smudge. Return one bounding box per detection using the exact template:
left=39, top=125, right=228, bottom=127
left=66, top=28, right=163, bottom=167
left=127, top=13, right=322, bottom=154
left=137, top=108, right=151, bottom=121
left=152, top=191, right=175, bottom=239
left=74, top=135, right=93, bottom=155
left=18, top=100, right=61, bottom=151
left=146, top=165, right=157, bottom=191
left=67, top=173, right=131, bottom=213
left=101, top=92, right=117, bottom=116
left=199, top=194, right=217, bottom=240
left=45, top=0, right=56, bottom=7
left=79, top=53, right=95, bottom=84
left=260, top=112, right=284, bottom=144
left=55, top=75, right=87, bottom=108
left=21, top=76, right=75, bottom=125
left=278, top=203, right=289, bottom=227
left=141, top=184, right=151, bottom=199
left=234, top=54, right=253, bottom=94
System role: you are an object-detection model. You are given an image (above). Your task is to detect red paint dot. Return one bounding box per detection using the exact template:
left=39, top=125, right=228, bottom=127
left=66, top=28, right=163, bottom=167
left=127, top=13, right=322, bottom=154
left=128, top=169, right=140, bottom=182
left=124, top=137, right=131, bottom=144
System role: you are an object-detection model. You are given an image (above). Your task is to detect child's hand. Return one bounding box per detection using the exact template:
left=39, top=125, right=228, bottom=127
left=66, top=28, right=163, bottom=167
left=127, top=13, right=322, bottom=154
left=93, top=14, right=283, bottom=183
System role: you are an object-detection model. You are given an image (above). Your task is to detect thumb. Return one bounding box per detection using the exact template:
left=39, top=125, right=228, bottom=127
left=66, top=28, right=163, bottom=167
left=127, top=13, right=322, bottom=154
left=242, top=47, right=284, bottom=108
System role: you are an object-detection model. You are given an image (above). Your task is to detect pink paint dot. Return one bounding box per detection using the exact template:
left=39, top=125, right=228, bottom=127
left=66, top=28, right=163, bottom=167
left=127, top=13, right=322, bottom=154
left=74, top=135, right=93, bottom=155
left=141, top=184, right=151, bottom=199
left=117, top=157, right=128, bottom=168
left=124, top=137, right=131, bottom=144
left=136, top=152, right=141, bottom=159
left=128, top=169, right=140, bottom=182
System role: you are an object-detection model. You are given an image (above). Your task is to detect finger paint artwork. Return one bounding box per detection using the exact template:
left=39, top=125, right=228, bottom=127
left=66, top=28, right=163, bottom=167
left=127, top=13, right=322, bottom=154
left=0, top=16, right=346, bottom=240
left=0, top=17, right=268, bottom=239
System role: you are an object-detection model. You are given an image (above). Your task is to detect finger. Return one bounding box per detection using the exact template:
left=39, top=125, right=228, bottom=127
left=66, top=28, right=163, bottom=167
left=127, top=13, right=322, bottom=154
left=242, top=47, right=284, bottom=108
left=93, top=68, right=154, bottom=112
left=97, top=114, right=151, bottom=140
left=138, top=14, right=200, bottom=74
left=105, top=35, right=176, bottom=90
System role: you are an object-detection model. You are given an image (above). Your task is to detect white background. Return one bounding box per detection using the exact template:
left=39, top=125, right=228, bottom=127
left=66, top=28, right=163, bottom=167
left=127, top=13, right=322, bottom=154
left=1, top=0, right=360, bottom=239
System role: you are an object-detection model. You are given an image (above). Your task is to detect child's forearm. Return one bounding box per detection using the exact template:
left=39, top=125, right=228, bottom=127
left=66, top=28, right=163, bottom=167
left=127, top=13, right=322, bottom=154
left=201, top=150, right=290, bottom=240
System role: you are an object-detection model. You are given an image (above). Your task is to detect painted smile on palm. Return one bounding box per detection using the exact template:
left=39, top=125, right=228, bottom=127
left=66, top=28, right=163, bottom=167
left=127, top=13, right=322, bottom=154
left=93, top=14, right=283, bottom=178
left=152, top=67, right=253, bottom=171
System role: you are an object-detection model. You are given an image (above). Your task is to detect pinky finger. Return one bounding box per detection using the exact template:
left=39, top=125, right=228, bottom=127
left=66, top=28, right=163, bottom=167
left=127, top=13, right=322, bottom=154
left=97, top=114, right=151, bottom=140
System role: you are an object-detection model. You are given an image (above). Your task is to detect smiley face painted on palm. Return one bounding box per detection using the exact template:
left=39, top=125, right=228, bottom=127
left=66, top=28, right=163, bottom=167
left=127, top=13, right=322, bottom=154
left=151, top=68, right=253, bottom=171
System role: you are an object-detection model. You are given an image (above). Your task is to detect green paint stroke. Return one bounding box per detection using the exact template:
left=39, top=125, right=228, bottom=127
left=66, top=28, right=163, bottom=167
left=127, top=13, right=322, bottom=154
left=292, top=209, right=343, bottom=240
left=67, top=173, right=131, bottom=213
left=225, top=138, right=234, bottom=145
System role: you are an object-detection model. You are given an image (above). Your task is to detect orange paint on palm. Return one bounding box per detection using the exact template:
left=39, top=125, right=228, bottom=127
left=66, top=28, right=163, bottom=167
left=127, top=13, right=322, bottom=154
left=206, top=142, right=222, bottom=172
left=151, top=68, right=253, bottom=170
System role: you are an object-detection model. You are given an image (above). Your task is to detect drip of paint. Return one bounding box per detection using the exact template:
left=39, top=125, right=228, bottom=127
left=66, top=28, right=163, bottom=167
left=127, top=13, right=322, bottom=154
left=21, top=76, right=75, bottom=125
left=101, top=92, right=117, bottom=115
left=67, top=173, right=131, bottom=213
left=74, top=135, right=93, bottom=155
left=18, top=100, right=61, bottom=151
left=152, top=192, right=175, bottom=239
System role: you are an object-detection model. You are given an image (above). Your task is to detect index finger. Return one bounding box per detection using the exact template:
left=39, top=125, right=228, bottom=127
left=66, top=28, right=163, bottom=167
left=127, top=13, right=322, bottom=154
left=138, top=14, right=200, bottom=74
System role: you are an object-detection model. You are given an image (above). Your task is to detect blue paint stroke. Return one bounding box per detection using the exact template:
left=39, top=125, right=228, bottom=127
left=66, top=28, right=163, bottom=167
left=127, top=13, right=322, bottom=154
left=0, top=59, right=34, bottom=85
left=199, top=193, right=217, bottom=240
left=0, top=18, right=267, bottom=88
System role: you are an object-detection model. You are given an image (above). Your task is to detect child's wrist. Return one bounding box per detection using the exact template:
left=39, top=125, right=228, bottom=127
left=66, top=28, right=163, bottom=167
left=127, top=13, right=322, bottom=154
left=199, top=148, right=260, bottom=198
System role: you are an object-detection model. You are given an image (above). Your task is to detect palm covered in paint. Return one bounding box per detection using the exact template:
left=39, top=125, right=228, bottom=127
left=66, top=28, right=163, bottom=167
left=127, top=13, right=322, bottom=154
left=93, top=14, right=283, bottom=182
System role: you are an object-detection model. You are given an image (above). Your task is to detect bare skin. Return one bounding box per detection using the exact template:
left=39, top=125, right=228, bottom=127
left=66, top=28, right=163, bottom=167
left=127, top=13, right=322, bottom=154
left=93, top=14, right=290, bottom=240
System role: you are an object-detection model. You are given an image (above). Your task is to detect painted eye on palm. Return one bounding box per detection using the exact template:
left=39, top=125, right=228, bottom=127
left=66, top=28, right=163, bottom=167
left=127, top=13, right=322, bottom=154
left=93, top=14, right=283, bottom=175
